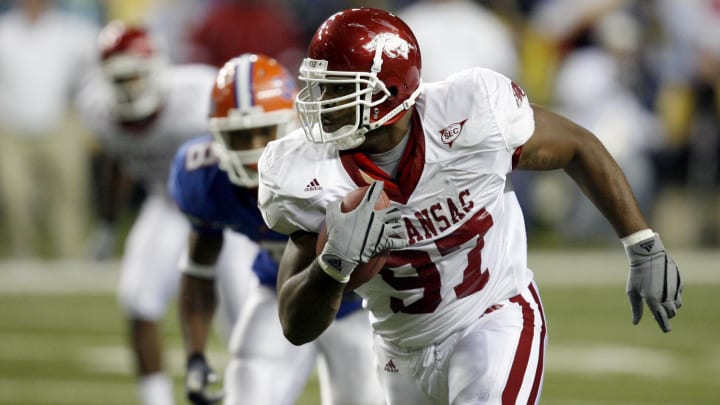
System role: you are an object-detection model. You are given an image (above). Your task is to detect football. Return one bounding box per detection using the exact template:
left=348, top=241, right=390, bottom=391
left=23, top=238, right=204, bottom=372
left=316, top=186, right=392, bottom=291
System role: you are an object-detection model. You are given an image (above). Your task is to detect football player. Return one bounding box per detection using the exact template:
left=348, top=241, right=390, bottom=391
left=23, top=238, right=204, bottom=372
left=257, top=8, right=684, bottom=405
left=168, top=53, right=384, bottom=405
left=77, top=21, right=255, bottom=405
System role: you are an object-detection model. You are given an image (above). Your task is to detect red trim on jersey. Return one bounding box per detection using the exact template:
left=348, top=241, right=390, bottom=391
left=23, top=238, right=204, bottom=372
left=502, top=288, right=537, bottom=404
left=512, top=146, right=523, bottom=170
left=340, top=110, right=425, bottom=204
left=527, top=283, right=546, bottom=405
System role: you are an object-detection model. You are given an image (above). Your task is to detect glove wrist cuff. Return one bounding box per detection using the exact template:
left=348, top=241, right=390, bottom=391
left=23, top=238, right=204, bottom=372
left=623, top=231, right=666, bottom=261
left=317, top=257, right=351, bottom=284
left=620, top=228, right=655, bottom=246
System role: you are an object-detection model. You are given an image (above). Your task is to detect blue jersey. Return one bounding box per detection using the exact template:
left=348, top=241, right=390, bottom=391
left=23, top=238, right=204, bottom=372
left=169, top=136, right=361, bottom=317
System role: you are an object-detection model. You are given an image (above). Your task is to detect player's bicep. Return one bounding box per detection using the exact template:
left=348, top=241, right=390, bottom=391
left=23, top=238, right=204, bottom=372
left=277, top=230, right=318, bottom=287
left=516, top=104, right=585, bottom=171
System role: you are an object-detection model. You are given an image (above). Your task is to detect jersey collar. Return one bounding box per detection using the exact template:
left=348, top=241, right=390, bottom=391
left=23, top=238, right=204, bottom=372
left=340, top=110, right=425, bottom=204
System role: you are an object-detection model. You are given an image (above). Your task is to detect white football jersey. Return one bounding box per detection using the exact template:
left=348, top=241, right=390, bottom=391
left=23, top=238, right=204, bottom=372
left=258, top=68, right=535, bottom=348
left=78, top=64, right=217, bottom=190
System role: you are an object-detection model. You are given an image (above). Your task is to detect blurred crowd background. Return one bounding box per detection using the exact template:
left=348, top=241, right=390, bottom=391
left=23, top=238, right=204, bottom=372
left=0, top=0, right=718, bottom=261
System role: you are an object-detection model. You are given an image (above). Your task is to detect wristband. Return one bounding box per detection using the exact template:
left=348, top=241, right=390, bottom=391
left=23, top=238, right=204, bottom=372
left=620, top=229, right=655, bottom=246
left=317, top=257, right=350, bottom=284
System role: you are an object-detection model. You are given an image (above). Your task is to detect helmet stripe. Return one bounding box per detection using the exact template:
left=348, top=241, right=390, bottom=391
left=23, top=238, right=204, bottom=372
left=234, top=55, right=254, bottom=112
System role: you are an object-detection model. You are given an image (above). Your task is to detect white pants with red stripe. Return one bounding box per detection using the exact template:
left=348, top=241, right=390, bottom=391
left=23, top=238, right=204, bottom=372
left=374, top=282, right=547, bottom=405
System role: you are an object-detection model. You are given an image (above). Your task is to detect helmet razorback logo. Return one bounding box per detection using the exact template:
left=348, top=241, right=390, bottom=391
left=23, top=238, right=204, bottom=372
left=364, top=33, right=409, bottom=60
left=439, top=119, right=468, bottom=148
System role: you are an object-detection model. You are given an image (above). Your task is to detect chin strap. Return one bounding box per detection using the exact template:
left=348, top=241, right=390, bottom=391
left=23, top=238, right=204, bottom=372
left=366, top=83, right=423, bottom=131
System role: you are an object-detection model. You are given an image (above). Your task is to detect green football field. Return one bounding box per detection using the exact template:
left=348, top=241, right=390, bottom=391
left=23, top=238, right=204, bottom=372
left=0, top=249, right=717, bottom=405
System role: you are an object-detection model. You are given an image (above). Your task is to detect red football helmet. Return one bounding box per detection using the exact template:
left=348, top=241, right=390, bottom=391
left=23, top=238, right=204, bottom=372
left=296, top=8, right=423, bottom=149
left=209, top=53, right=296, bottom=187
left=97, top=20, right=167, bottom=121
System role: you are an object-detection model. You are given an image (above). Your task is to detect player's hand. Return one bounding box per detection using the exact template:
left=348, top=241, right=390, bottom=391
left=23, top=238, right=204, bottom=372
left=319, top=181, right=407, bottom=281
left=624, top=233, right=683, bottom=332
left=185, top=353, right=224, bottom=405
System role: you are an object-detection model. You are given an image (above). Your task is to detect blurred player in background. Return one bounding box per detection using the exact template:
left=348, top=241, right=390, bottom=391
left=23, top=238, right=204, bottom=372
left=258, top=8, right=684, bottom=405
left=168, top=53, right=384, bottom=405
left=76, top=21, right=254, bottom=405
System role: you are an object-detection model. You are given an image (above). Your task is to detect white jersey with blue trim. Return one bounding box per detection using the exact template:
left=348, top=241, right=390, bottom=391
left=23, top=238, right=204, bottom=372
left=259, top=68, right=536, bottom=348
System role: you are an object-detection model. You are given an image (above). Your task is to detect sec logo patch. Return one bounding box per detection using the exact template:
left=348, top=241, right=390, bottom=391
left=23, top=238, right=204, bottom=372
left=439, top=119, right=468, bottom=148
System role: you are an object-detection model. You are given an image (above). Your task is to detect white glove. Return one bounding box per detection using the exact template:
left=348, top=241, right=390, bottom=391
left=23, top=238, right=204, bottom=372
left=624, top=232, right=683, bottom=333
left=319, top=181, right=407, bottom=283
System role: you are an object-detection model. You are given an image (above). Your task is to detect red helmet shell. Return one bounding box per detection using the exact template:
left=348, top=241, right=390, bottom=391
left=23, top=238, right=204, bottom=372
left=308, top=8, right=422, bottom=126
left=98, top=21, right=156, bottom=61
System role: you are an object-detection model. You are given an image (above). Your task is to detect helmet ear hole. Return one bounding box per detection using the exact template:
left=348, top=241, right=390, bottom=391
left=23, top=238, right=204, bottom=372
left=388, top=86, right=399, bottom=97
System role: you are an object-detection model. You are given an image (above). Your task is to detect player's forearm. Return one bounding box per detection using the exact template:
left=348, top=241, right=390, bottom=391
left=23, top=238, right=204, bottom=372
left=179, top=275, right=217, bottom=355
left=277, top=260, right=345, bottom=345
left=564, top=132, right=649, bottom=237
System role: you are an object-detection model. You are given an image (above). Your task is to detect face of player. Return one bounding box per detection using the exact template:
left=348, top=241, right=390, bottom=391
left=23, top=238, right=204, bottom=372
left=214, top=125, right=278, bottom=188
left=107, top=66, right=164, bottom=122
left=221, top=126, right=277, bottom=152
left=318, top=81, right=358, bottom=133
left=317, top=79, right=414, bottom=155
left=112, top=72, right=149, bottom=104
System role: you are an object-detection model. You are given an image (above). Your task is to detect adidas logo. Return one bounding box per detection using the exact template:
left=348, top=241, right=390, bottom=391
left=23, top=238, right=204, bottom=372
left=304, top=178, right=323, bottom=191
left=327, top=258, right=343, bottom=271
left=384, top=359, right=399, bottom=373
left=639, top=240, right=655, bottom=252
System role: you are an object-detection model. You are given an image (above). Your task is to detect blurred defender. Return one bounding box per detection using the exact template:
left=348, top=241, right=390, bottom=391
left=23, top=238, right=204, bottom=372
left=168, top=53, right=384, bottom=405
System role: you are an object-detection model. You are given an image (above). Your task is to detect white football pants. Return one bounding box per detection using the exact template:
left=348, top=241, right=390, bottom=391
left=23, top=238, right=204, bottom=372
left=374, top=282, right=547, bottom=405
left=117, top=192, right=256, bottom=337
